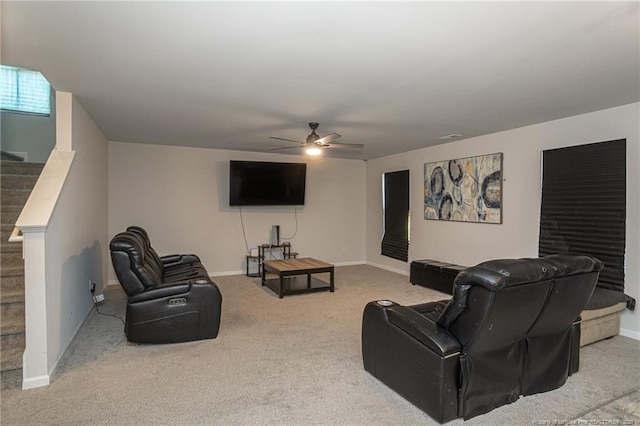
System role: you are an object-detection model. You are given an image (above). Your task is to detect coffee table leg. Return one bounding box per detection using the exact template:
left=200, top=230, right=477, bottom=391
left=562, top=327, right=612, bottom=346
left=330, top=268, right=335, bottom=292
left=279, top=275, right=284, bottom=298
left=307, top=274, right=311, bottom=289
left=262, top=263, right=265, bottom=286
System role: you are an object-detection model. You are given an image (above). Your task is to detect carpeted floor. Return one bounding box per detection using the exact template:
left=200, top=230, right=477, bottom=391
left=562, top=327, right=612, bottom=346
left=1, top=265, right=639, bottom=425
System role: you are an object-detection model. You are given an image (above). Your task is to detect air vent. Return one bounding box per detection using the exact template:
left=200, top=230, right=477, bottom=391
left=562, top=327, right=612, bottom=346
left=439, top=134, right=462, bottom=140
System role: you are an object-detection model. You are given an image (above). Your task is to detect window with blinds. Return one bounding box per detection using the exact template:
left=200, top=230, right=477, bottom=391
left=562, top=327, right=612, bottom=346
left=381, top=170, right=410, bottom=262
left=539, top=139, right=626, bottom=292
left=1, top=65, right=51, bottom=115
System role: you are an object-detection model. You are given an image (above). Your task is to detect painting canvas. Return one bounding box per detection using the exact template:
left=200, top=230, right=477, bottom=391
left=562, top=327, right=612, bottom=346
left=424, top=153, right=503, bottom=223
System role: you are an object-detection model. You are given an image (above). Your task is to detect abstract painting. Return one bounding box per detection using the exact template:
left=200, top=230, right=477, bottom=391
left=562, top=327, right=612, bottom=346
left=424, top=153, right=503, bottom=223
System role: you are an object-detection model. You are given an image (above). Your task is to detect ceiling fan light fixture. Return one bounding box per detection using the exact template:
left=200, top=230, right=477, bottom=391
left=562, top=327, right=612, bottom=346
left=269, top=122, right=362, bottom=155
left=306, top=147, right=322, bottom=156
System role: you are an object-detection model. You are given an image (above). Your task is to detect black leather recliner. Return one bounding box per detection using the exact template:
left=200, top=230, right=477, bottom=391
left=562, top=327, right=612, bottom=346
left=362, top=254, right=602, bottom=423
left=110, top=227, right=222, bottom=344
left=125, top=225, right=210, bottom=280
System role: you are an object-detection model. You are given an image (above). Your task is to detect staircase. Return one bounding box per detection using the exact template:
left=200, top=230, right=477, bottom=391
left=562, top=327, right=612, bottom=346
left=1, top=160, right=44, bottom=389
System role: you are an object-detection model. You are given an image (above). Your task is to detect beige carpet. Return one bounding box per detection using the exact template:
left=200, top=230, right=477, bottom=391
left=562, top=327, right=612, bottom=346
left=1, top=265, right=639, bottom=425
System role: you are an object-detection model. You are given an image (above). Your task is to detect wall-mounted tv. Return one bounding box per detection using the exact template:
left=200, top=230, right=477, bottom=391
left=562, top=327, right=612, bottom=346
left=229, top=160, right=306, bottom=206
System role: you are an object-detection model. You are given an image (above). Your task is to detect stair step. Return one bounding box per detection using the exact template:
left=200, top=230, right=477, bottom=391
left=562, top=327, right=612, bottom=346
left=0, top=265, right=24, bottom=278
left=1, top=152, right=25, bottom=161
left=1, top=174, right=39, bottom=191
left=1, top=250, right=23, bottom=268
left=1, top=265, right=25, bottom=303
left=1, top=241, right=22, bottom=253
left=1, top=224, right=19, bottom=242
left=0, top=189, right=31, bottom=207
left=1, top=207, right=22, bottom=225
left=0, top=161, right=36, bottom=382
left=0, top=287, right=24, bottom=304
left=1, top=272, right=24, bottom=293
left=0, top=161, right=45, bottom=176
left=0, top=333, right=25, bottom=371
left=1, top=368, right=23, bottom=389
left=0, top=303, right=25, bottom=335
left=1, top=244, right=21, bottom=255
left=1, top=251, right=24, bottom=269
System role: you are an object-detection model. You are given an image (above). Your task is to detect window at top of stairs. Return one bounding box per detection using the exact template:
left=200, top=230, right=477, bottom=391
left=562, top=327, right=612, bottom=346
left=1, top=65, right=50, bottom=116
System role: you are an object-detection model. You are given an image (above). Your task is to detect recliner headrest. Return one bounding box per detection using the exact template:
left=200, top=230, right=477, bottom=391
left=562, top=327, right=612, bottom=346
left=110, top=232, right=148, bottom=268
left=110, top=232, right=145, bottom=256
left=460, top=258, right=555, bottom=290
left=126, top=225, right=150, bottom=245
left=537, top=254, right=603, bottom=276
left=110, top=231, right=161, bottom=289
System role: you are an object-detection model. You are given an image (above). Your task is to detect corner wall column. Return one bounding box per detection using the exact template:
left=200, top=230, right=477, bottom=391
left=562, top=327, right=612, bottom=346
left=21, top=228, right=50, bottom=389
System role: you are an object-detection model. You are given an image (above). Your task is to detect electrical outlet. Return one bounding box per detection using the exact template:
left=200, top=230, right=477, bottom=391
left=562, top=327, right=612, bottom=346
left=93, top=293, right=105, bottom=304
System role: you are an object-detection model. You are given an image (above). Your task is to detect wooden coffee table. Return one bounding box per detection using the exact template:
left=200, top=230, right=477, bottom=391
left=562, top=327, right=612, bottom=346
left=262, top=257, right=334, bottom=298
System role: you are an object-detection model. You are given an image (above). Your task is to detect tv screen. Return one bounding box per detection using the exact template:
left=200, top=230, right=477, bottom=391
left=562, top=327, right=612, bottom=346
left=229, top=161, right=306, bottom=206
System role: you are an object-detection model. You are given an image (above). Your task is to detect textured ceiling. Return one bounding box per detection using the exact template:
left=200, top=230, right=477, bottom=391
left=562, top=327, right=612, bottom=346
left=2, top=1, right=639, bottom=160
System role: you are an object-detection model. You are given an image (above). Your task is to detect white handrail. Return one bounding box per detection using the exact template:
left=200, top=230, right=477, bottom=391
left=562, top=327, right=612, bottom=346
left=8, top=226, right=23, bottom=243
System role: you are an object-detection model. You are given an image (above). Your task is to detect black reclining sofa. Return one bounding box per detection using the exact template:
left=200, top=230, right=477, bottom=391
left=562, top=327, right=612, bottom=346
left=110, top=226, right=222, bottom=344
left=362, top=254, right=602, bottom=423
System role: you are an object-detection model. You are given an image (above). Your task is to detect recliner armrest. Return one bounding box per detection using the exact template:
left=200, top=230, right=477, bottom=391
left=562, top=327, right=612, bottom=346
left=161, top=254, right=201, bottom=267
left=362, top=301, right=461, bottom=423
left=128, top=282, right=192, bottom=303
left=387, top=306, right=461, bottom=357
left=128, top=278, right=219, bottom=303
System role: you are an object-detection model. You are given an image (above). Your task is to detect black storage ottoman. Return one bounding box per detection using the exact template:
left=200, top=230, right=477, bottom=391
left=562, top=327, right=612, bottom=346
left=410, top=259, right=467, bottom=295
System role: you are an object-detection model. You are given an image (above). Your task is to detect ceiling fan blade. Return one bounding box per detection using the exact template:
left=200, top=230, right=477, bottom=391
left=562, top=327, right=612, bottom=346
left=270, top=146, right=302, bottom=151
left=269, top=136, right=304, bottom=144
left=314, top=133, right=342, bottom=146
left=325, top=141, right=364, bottom=149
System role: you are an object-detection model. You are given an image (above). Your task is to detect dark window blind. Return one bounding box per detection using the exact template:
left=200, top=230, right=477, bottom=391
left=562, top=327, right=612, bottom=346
left=382, top=170, right=409, bottom=262
left=539, top=139, right=626, bottom=292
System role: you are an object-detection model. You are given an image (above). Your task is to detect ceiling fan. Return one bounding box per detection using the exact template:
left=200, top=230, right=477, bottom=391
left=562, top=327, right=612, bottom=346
left=269, top=122, right=364, bottom=156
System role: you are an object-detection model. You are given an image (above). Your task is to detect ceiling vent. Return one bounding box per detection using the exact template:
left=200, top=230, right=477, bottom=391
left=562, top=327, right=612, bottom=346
left=439, top=134, right=463, bottom=140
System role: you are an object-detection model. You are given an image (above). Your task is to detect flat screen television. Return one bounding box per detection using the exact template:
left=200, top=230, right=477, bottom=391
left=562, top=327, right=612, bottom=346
left=229, top=160, right=306, bottom=206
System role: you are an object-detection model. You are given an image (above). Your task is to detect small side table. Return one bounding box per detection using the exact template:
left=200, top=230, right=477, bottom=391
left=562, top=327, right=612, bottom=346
left=245, top=243, right=299, bottom=277
left=246, top=255, right=261, bottom=277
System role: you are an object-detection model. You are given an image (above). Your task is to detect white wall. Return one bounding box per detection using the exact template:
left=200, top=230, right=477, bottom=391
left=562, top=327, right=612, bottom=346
left=366, top=103, right=639, bottom=336
left=0, top=88, right=57, bottom=163
left=108, top=142, right=366, bottom=280
left=43, top=94, right=108, bottom=373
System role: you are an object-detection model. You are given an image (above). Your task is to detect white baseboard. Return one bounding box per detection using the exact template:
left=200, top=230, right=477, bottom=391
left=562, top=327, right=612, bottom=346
left=21, top=297, right=94, bottom=389
left=210, top=262, right=366, bottom=277
left=333, top=260, right=366, bottom=267
left=111, top=272, right=243, bottom=282
left=108, top=270, right=244, bottom=282
left=210, top=270, right=243, bottom=277
left=22, top=374, right=50, bottom=390
left=366, top=261, right=409, bottom=277
left=109, top=262, right=368, bottom=282
left=619, top=327, right=640, bottom=341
